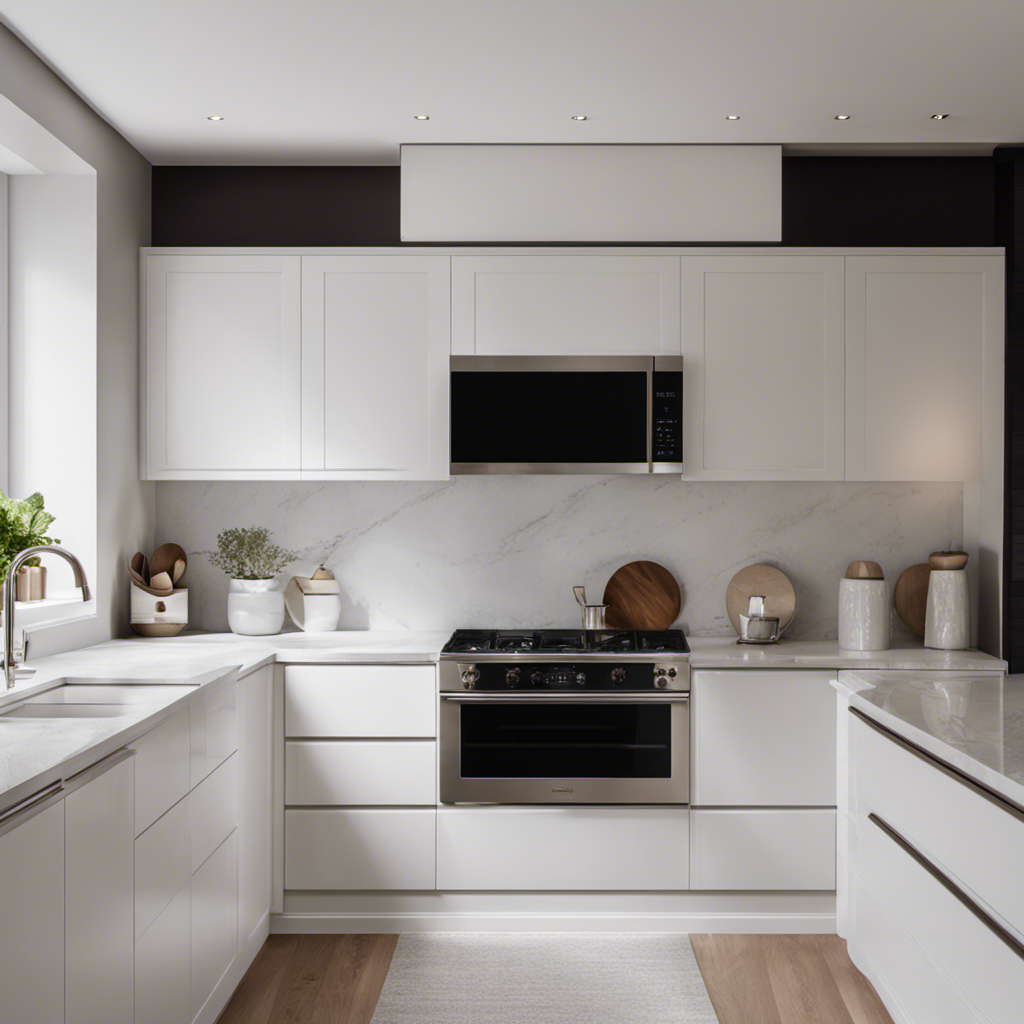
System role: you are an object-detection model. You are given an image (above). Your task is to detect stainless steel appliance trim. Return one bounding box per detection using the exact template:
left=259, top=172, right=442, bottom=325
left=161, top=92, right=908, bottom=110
left=438, top=651, right=692, bottom=664
left=654, top=356, right=684, bottom=372
left=868, top=812, right=1024, bottom=960
left=450, top=355, right=655, bottom=372
left=441, top=693, right=689, bottom=703
left=451, top=462, right=653, bottom=476
left=850, top=706, right=1024, bottom=819
left=646, top=362, right=653, bottom=470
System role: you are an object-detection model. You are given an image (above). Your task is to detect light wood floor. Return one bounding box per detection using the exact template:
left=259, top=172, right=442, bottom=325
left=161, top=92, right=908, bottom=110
left=220, top=932, right=894, bottom=1024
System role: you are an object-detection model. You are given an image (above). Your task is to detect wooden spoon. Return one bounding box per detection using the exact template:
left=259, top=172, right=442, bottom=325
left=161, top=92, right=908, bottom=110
left=150, top=543, right=187, bottom=581
left=171, top=558, right=186, bottom=585
left=129, top=554, right=172, bottom=597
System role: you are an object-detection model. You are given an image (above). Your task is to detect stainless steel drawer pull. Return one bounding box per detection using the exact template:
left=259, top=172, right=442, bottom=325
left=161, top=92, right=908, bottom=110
left=869, top=812, right=1024, bottom=961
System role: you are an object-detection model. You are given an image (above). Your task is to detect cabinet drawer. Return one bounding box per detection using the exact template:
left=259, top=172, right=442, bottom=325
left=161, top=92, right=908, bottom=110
left=285, top=741, right=436, bottom=805
left=191, top=678, right=237, bottom=788
left=285, top=808, right=436, bottom=890
left=133, top=709, right=191, bottom=836
left=436, top=807, right=688, bottom=890
left=693, top=670, right=836, bottom=805
left=191, top=831, right=238, bottom=1021
left=690, top=809, right=836, bottom=890
left=854, top=710, right=1024, bottom=933
left=858, top=811, right=1024, bottom=1023
left=135, top=881, right=190, bottom=1024
left=191, top=752, right=239, bottom=873
left=285, top=665, right=435, bottom=737
left=135, top=794, right=190, bottom=940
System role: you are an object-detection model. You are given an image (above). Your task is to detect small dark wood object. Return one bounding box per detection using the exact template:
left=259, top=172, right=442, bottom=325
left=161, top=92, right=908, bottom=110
left=603, top=560, right=681, bottom=630
left=894, top=563, right=932, bottom=636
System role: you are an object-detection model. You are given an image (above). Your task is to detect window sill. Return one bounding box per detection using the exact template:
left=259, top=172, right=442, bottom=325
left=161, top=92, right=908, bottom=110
left=11, top=597, right=96, bottom=632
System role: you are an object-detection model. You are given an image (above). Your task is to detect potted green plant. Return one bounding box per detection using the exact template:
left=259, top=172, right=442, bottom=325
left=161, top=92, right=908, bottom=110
left=0, top=492, right=58, bottom=602
left=209, top=526, right=297, bottom=635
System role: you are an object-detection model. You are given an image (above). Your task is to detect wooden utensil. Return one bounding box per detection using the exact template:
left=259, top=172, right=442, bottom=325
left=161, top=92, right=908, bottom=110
left=150, top=543, right=187, bottom=582
left=172, top=558, right=186, bottom=584
left=148, top=571, right=173, bottom=593
left=603, top=561, right=681, bottom=630
left=894, top=563, right=932, bottom=636
left=725, top=564, right=797, bottom=637
left=128, top=555, right=174, bottom=597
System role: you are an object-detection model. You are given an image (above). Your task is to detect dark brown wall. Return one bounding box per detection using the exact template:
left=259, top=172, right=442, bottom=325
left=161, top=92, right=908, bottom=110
left=152, top=157, right=995, bottom=247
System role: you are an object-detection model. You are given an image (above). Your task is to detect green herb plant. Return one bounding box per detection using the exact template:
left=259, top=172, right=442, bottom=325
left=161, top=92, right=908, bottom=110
left=0, top=491, right=58, bottom=583
left=208, top=527, right=297, bottom=580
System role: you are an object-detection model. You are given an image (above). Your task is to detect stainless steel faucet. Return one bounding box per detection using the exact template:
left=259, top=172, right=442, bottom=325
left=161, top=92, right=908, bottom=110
left=3, top=545, right=91, bottom=689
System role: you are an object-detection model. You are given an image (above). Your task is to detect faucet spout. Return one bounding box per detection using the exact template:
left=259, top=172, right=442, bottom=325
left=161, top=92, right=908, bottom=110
left=3, top=545, right=91, bottom=689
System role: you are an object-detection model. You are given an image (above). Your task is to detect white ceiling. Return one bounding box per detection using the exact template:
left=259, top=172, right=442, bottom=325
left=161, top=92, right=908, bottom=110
left=0, top=0, right=1021, bottom=165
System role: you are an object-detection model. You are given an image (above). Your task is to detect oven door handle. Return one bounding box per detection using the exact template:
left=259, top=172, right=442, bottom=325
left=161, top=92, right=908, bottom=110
left=440, top=693, right=689, bottom=703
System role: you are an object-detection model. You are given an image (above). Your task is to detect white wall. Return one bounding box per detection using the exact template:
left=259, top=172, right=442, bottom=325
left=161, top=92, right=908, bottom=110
left=157, top=478, right=962, bottom=639
left=0, top=24, right=152, bottom=655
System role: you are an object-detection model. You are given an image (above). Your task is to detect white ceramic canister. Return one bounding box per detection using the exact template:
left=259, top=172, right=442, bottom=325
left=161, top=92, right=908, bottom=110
left=924, top=570, right=970, bottom=650
left=227, top=578, right=285, bottom=635
left=838, top=578, right=891, bottom=651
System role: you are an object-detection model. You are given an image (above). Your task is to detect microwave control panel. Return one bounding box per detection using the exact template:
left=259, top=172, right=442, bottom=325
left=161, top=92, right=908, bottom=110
left=652, top=370, right=683, bottom=464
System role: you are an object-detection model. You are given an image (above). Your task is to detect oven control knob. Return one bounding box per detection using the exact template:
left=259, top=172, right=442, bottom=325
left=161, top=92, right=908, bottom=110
left=461, top=666, right=480, bottom=689
left=575, top=672, right=587, bottom=687
left=505, top=667, right=521, bottom=687
left=531, top=671, right=544, bottom=686
left=610, top=667, right=627, bottom=685
left=667, top=666, right=678, bottom=678
left=655, top=675, right=669, bottom=689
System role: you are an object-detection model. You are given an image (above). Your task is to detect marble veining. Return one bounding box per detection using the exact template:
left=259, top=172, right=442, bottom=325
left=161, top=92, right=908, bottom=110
left=156, top=479, right=963, bottom=636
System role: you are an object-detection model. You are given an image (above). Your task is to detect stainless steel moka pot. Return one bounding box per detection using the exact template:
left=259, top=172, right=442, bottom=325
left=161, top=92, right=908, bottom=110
left=573, top=586, right=608, bottom=630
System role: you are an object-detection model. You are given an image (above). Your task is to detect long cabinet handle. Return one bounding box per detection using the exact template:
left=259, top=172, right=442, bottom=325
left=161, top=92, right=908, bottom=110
left=869, top=812, right=1024, bottom=961
left=849, top=706, right=1024, bottom=821
left=0, top=781, right=64, bottom=837
left=441, top=693, right=689, bottom=704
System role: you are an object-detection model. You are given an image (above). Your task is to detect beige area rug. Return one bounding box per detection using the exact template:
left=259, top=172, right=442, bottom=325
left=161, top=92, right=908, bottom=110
left=371, top=933, right=720, bottom=1023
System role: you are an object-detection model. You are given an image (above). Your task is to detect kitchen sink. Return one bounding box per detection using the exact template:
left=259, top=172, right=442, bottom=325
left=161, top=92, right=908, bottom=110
left=1, top=703, right=140, bottom=718
left=29, top=682, right=197, bottom=704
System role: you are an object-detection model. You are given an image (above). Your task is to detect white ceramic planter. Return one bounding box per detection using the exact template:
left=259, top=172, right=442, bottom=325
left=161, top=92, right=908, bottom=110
left=227, top=578, right=285, bottom=635
left=838, top=578, right=891, bottom=651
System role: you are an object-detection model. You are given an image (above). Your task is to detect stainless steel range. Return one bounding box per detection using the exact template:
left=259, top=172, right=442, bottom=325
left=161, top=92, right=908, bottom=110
left=439, top=629, right=690, bottom=805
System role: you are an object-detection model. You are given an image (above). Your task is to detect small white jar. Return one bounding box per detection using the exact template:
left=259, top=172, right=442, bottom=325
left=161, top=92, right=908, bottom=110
left=838, top=578, right=891, bottom=651
left=227, top=578, right=285, bottom=635
left=924, top=570, right=970, bottom=650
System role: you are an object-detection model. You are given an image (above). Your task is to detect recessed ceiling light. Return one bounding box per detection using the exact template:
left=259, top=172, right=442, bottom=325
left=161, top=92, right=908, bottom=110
left=835, top=114, right=851, bottom=120
left=206, top=115, right=224, bottom=121
left=725, top=115, right=741, bottom=120
left=931, top=113, right=949, bottom=120
left=414, top=114, right=430, bottom=120
left=571, top=114, right=588, bottom=121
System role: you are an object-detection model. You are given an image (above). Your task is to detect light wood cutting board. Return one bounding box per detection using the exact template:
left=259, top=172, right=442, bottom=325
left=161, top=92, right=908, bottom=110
left=725, top=564, right=797, bottom=636
left=603, top=561, right=681, bottom=630
left=894, top=563, right=931, bottom=636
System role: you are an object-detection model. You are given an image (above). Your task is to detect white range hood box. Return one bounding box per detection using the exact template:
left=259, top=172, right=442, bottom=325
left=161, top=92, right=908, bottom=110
left=400, top=144, right=781, bottom=242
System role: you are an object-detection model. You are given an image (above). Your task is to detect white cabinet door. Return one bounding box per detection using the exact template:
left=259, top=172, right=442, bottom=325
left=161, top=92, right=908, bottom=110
left=692, top=670, right=836, bottom=806
left=680, top=256, right=845, bottom=479
left=301, top=255, right=450, bottom=479
left=238, top=666, right=272, bottom=954
left=451, top=255, right=680, bottom=355
left=0, top=794, right=64, bottom=1024
left=845, top=255, right=1002, bottom=481
left=65, top=752, right=135, bottom=1024
left=143, top=253, right=302, bottom=479
left=133, top=707, right=191, bottom=836
left=190, top=675, right=238, bottom=788
left=136, top=881, right=191, bottom=1024
left=191, top=831, right=238, bottom=1022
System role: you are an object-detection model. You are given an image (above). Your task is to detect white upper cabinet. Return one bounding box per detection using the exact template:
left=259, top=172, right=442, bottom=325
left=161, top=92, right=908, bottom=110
left=680, top=256, right=845, bottom=480
left=143, top=254, right=302, bottom=479
left=301, top=255, right=451, bottom=479
left=451, top=255, right=680, bottom=355
left=845, top=255, right=1002, bottom=481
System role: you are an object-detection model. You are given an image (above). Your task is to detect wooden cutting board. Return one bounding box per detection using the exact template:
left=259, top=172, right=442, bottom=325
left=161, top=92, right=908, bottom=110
left=894, top=563, right=931, bottom=636
left=603, top=561, right=681, bottom=630
left=725, top=564, right=797, bottom=636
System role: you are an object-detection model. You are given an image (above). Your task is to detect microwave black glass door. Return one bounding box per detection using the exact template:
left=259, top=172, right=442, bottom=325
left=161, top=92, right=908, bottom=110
left=450, top=370, right=648, bottom=466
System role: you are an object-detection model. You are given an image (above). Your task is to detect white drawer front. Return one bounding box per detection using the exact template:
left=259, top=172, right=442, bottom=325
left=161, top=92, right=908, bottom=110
left=285, top=665, right=436, bottom=738
left=135, top=795, right=190, bottom=941
left=191, top=752, right=239, bottom=873
left=436, top=807, right=689, bottom=890
left=285, top=808, right=436, bottom=890
left=690, top=809, right=836, bottom=890
left=135, top=881, right=191, bottom=1024
left=191, top=678, right=237, bottom=788
left=133, top=709, right=191, bottom=837
left=285, top=740, right=436, bottom=806
left=859, top=812, right=1024, bottom=1024
left=854, top=712, right=1024, bottom=934
left=191, top=831, right=238, bottom=1021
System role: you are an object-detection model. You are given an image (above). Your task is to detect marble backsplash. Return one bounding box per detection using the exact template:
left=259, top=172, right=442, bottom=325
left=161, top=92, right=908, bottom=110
left=155, top=478, right=963, bottom=639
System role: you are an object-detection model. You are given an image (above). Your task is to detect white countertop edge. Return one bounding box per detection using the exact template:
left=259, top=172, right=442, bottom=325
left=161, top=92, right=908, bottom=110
left=833, top=673, right=1024, bottom=811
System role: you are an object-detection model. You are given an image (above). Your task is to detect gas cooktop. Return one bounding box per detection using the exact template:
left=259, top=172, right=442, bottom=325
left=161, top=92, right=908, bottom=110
left=440, top=629, right=690, bottom=656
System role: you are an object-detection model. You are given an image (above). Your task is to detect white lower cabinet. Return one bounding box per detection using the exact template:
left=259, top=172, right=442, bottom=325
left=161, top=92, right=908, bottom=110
left=285, top=808, right=436, bottom=890
left=690, top=809, right=836, bottom=890
left=436, top=807, right=689, bottom=890
left=136, top=882, right=191, bottom=1024
left=0, top=795, right=65, bottom=1024
left=133, top=707, right=190, bottom=836
left=136, top=793, right=191, bottom=941
left=192, top=831, right=239, bottom=1021
left=65, top=753, right=136, bottom=1024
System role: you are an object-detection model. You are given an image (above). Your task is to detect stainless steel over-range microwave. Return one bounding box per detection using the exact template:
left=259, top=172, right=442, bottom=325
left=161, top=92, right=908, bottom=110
left=450, top=356, right=683, bottom=475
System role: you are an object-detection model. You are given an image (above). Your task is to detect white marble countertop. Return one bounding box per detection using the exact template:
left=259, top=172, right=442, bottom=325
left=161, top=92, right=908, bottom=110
left=835, top=670, right=1024, bottom=810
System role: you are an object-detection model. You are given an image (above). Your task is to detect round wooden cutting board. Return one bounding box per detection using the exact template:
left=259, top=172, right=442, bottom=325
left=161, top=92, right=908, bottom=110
left=725, top=564, right=797, bottom=637
left=894, top=563, right=931, bottom=636
left=603, top=561, right=681, bottom=630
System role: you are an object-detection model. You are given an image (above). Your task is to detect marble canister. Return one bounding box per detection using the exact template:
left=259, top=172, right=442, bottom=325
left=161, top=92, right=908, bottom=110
left=924, top=570, right=970, bottom=650
left=838, top=578, right=891, bottom=651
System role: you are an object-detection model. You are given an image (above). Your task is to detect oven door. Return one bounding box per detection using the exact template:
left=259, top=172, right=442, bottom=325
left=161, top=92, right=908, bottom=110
left=439, top=693, right=689, bottom=804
